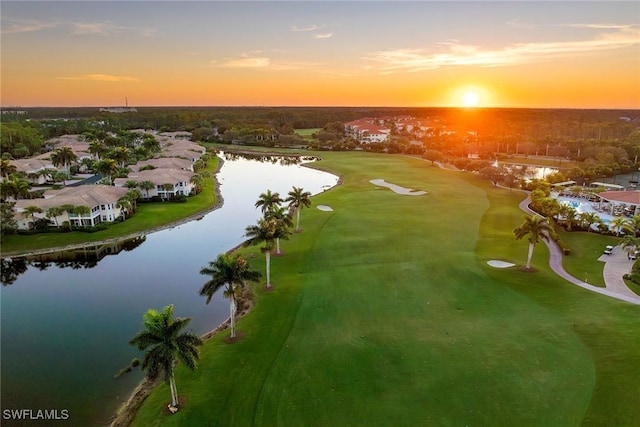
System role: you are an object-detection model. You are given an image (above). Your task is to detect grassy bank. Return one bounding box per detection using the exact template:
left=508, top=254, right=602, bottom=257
left=1, top=156, right=220, bottom=256
left=131, top=152, right=639, bottom=426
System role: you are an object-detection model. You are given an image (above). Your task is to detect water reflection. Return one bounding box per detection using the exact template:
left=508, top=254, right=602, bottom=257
left=0, top=152, right=338, bottom=426
left=1, top=236, right=146, bottom=285
left=221, top=150, right=318, bottom=165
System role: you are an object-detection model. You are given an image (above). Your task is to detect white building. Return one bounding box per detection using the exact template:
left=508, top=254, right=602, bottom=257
left=14, top=185, right=128, bottom=230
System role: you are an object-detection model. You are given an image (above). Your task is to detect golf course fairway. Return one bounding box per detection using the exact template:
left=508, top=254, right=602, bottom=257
left=130, top=152, right=640, bottom=427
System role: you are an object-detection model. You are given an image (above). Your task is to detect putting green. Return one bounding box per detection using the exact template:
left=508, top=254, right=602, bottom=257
left=131, top=152, right=639, bottom=427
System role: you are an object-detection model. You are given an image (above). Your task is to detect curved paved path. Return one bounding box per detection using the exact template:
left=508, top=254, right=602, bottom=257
left=518, top=196, right=640, bottom=305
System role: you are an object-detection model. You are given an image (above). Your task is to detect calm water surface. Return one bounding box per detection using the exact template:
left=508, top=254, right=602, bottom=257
left=0, top=153, right=338, bottom=426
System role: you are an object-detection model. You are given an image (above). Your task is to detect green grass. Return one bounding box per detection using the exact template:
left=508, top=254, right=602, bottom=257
left=131, top=152, right=640, bottom=426
left=294, top=128, right=320, bottom=139
left=557, top=230, right=620, bottom=287
left=1, top=157, right=220, bottom=255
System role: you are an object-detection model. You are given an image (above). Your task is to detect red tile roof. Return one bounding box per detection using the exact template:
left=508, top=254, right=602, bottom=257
left=599, top=191, right=640, bottom=205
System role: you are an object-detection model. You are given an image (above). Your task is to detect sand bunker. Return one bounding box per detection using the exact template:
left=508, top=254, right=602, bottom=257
left=487, top=260, right=516, bottom=268
left=317, top=205, right=333, bottom=212
left=369, top=179, right=427, bottom=196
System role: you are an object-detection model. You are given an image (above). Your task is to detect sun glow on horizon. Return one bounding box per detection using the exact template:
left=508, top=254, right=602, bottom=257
left=449, top=85, right=493, bottom=108
left=462, top=91, right=480, bottom=107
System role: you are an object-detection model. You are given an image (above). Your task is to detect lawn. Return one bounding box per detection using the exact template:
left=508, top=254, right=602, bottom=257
left=131, top=152, right=639, bottom=426
left=1, top=157, right=220, bottom=255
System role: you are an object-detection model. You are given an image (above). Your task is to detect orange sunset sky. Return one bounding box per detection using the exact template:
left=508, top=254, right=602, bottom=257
left=1, top=1, right=639, bottom=109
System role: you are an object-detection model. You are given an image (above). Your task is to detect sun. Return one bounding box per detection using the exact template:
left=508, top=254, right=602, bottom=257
left=462, top=91, right=480, bottom=107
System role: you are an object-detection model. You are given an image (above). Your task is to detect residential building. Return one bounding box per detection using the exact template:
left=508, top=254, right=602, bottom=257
left=13, top=185, right=128, bottom=230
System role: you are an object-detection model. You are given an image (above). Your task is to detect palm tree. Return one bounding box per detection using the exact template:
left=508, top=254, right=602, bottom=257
left=578, top=212, right=600, bottom=232
left=88, top=141, right=107, bottom=161
left=626, top=215, right=640, bottom=236
left=23, top=205, right=43, bottom=229
left=286, top=186, right=312, bottom=232
left=138, top=180, right=155, bottom=199
left=95, top=159, right=118, bottom=185
left=244, top=218, right=278, bottom=289
left=46, top=206, right=64, bottom=228
left=72, top=205, right=91, bottom=227
left=513, top=214, right=552, bottom=270
left=50, top=147, right=77, bottom=173
left=264, top=205, right=292, bottom=255
left=111, top=146, right=131, bottom=169
left=610, top=216, right=630, bottom=237
left=255, top=190, right=283, bottom=214
left=621, top=235, right=640, bottom=256
left=53, top=171, right=71, bottom=187
left=117, top=197, right=133, bottom=219
left=0, top=159, right=17, bottom=179
left=125, top=189, right=141, bottom=212
left=1, top=177, right=31, bottom=200
left=557, top=203, right=577, bottom=231
left=199, top=254, right=261, bottom=338
left=129, top=305, right=202, bottom=410
left=124, top=180, right=139, bottom=190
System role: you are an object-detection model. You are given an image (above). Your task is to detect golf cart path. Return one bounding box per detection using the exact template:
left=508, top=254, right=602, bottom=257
left=518, top=196, right=640, bottom=305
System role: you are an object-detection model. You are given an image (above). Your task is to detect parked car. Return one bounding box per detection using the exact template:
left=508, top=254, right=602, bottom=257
left=604, top=245, right=614, bottom=255
left=630, top=250, right=638, bottom=260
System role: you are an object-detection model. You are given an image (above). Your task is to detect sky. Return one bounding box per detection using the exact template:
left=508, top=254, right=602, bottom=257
left=1, top=1, right=639, bottom=109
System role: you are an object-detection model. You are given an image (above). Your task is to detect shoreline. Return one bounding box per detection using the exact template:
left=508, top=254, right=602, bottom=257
left=107, top=153, right=342, bottom=426
left=1, top=157, right=226, bottom=259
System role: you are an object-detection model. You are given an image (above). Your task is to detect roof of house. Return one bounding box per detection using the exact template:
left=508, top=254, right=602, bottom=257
left=114, top=168, right=194, bottom=186
left=598, top=191, right=640, bottom=205
left=132, top=157, right=193, bottom=171
left=15, top=185, right=128, bottom=211
left=11, top=158, right=55, bottom=173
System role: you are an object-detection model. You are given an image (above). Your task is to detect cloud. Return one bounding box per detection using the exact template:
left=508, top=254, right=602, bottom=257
left=291, top=24, right=323, bottom=32
left=58, top=74, right=140, bottom=82
left=1, top=18, right=59, bottom=34
left=506, top=18, right=534, bottom=29
left=313, top=33, right=333, bottom=39
left=364, top=26, right=640, bottom=73
left=72, top=21, right=126, bottom=35
left=221, top=57, right=271, bottom=68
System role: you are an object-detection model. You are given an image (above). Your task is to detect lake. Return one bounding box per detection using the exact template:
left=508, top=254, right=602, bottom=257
left=0, top=152, right=339, bottom=426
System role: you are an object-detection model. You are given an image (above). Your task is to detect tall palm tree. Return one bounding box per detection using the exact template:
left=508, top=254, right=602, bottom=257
left=72, top=205, right=91, bottom=227
left=264, top=205, right=292, bottom=255
left=117, top=197, right=133, bottom=219
left=199, top=254, right=261, bottom=338
left=50, top=147, right=77, bottom=173
left=95, top=159, right=118, bottom=185
left=610, top=216, right=630, bottom=237
left=138, top=180, right=155, bottom=199
left=124, top=180, right=139, bottom=190
left=129, top=305, right=202, bottom=410
left=286, top=186, right=312, bottom=232
left=513, top=214, right=552, bottom=270
left=111, top=146, right=131, bottom=169
left=621, top=235, right=640, bottom=256
left=0, top=159, right=17, bottom=179
left=255, top=190, right=283, bottom=214
left=125, top=189, right=142, bottom=213
left=46, top=206, right=64, bottom=228
left=23, top=205, right=43, bottom=229
left=88, top=141, right=107, bottom=161
left=245, top=218, right=278, bottom=289
left=626, top=215, right=640, bottom=236
left=578, top=211, right=600, bottom=232
left=557, top=203, right=577, bottom=231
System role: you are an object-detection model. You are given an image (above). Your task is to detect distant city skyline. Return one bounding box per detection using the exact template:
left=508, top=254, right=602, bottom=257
left=2, top=1, right=639, bottom=109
